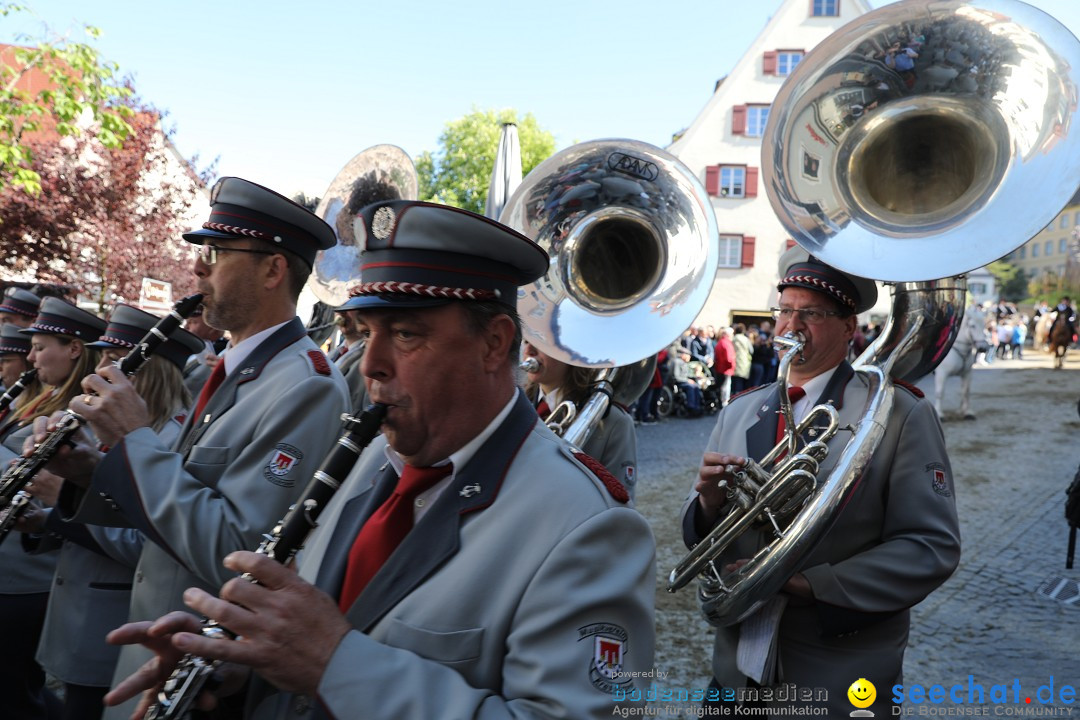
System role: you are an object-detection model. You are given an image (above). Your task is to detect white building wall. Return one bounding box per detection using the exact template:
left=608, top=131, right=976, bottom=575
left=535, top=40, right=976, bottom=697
left=669, top=0, right=873, bottom=327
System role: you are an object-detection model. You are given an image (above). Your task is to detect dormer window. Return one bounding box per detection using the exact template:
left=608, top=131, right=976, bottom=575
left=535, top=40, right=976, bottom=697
left=812, top=0, right=839, bottom=16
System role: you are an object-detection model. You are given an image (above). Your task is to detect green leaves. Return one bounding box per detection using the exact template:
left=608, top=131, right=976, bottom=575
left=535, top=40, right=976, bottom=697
left=0, top=9, right=133, bottom=194
left=418, top=107, right=556, bottom=215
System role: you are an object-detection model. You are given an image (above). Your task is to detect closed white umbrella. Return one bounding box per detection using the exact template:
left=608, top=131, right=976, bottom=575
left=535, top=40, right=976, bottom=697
left=485, top=122, right=522, bottom=220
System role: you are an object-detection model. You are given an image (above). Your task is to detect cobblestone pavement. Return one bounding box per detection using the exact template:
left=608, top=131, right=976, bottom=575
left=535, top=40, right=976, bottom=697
left=636, top=350, right=1080, bottom=714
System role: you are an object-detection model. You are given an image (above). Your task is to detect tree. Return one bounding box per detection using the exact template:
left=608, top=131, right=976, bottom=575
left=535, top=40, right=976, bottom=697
left=0, top=5, right=134, bottom=195
left=987, top=260, right=1028, bottom=302
left=0, top=98, right=202, bottom=312
left=417, top=108, right=556, bottom=215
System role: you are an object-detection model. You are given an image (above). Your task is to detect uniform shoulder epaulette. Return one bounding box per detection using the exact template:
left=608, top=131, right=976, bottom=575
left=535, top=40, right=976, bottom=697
left=892, top=378, right=924, bottom=398
left=307, top=349, right=331, bottom=376
left=572, top=451, right=629, bottom=504
left=729, top=384, right=768, bottom=404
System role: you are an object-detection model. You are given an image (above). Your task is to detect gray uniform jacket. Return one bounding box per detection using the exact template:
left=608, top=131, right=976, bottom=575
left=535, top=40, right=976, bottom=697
left=681, top=362, right=960, bottom=716
left=62, top=318, right=349, bottom=720
left=580, top=404, right=638, bottom=501
left=0, top=426, right=58, bottom=594
left=27, top=418, right=182, bottom=687
left=335, top=341, right=368, bottom=414
left=249, top=390, right=656, bottom=720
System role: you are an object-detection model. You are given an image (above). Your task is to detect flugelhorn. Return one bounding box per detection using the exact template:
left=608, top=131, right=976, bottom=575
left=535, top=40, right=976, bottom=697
left=668, top=0, right=1080, bottom=625
left=502, top=139, right=718, bottom=446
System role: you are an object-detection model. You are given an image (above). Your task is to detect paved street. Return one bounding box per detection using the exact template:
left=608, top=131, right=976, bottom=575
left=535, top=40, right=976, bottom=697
left=635, top=350, right=1080, bottom=713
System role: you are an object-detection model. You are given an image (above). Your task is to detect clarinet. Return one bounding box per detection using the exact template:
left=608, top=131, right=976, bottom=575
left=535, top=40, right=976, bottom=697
left=0, top=294, right=204, bottom=546
left=0, top=368, right=37, bottom=417
left=145, top=402, right=388, bottom=720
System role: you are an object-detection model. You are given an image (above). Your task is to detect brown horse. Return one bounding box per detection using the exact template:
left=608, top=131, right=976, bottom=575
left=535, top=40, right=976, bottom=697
left=1049, top=312, right=1075, bottom=369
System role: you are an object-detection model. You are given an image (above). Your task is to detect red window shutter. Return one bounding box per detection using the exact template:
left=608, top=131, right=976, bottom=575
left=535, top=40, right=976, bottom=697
left=705, top=166, right=720, bottom=196
left=786, top=238, right=797, bottom=249
left=732, top=105, right=747, bottom=135
left=746, top=167, right=759, bottom=197
left=763, top=51, right=778, bottom=76
left=741, top=236, right=756, bottom=268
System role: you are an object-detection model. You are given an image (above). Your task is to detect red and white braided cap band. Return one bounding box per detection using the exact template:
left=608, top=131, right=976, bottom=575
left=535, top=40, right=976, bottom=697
left=780, top=273, right=856, bottom=310
left=349, top=281, right=498, bottom=301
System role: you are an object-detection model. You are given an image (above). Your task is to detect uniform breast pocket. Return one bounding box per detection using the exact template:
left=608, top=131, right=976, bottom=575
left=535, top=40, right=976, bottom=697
left=384, top=619, right=484, bottom=667
left=185, top=445, right=231, bottom=488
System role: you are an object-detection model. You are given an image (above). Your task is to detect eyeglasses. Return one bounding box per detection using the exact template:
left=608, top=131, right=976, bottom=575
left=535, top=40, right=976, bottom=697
left=770, top=307, right=844, bottom=325
left=197, top=244, right=278, bottom=266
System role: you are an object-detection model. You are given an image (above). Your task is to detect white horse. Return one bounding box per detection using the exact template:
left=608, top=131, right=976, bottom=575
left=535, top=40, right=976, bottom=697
left=933, top=305, right=984, bottom=420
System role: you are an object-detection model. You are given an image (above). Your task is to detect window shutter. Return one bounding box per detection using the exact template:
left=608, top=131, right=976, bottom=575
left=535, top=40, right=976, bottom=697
left=741, top=236, right=756, bottom=268
left=705, top=166, right=720, bottom=196
left=746, top=167, right=759, bottom=197
left=786, top=238, right=797, bottom=250
left=732, top=105, right=747, bottom=135
left=763, top=51, right=778, bottom=76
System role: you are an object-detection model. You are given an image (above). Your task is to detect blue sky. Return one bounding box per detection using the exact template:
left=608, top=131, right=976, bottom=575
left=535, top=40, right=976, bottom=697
left=7, top=0, right=1080, bottom=198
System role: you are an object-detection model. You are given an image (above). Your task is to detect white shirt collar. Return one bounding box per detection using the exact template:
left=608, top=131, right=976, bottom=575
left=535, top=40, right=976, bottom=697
left=382, top=390, right=519, bottom=521
left=790, top=364, right=840, bottom=425
left=219, top=319, right=292, bottom=375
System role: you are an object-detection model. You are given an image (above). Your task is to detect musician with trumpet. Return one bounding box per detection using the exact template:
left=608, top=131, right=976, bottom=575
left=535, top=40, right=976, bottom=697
left=103, top=200, right=655, bottom=719
left=26, top=177, right=350, bottom=720
left=681, top=250, right=960, bottom=716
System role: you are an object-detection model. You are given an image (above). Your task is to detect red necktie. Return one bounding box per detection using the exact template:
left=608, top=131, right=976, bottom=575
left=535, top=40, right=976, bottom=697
left=338, top=463, right=453, bottom=612
left=191, top=361, right=226, bottom=423
left=775, top=386, right=807, bottom=450
left=536, top=399, right=550, bottom=420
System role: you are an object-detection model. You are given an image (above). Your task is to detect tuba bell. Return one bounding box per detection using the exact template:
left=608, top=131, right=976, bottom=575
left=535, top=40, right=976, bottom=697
left=300, top=145, right=418, bottom=344
left=668, top=0, right=1080, bottom=625
left=500, top=139, right=719, bottom=446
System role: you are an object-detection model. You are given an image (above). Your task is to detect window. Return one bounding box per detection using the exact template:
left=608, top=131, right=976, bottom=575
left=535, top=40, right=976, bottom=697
left=778, top=51, right=803, bottom=76
left=1061, top=238, right=1069, bottom=254
left=1017, top=246, right=1026, bottom=259
left=1032, top=243, right=1039, bottom=257
left=812, top=0, right=839, bottom=16
left=764, top=50, right=805, bottom=76
left=1074, top=211, right=1080, bottom=225
left=747, top=106, right=770, bottom=137
left=717, top=235, right=755, bottom=268
left=731, top=105, right=771, bottom=137
left=718, top=236, right=743, bottom=268
left=1061, top=215, right=1069, bottom=229
left=1045, top=240, right=1053, bottom=256
left=969, top=282, right=987, bottom=295
left=705, top=165, right=758, bottom=197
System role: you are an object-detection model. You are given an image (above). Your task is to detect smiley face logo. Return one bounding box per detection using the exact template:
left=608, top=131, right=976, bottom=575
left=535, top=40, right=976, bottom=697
left=848, top=677, right=876, bottom=709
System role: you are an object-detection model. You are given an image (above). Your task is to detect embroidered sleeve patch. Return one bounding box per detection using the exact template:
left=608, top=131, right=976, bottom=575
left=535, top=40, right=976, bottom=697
left=926, top=462, right=952, bottom=497
left=264, top=443, right=304, bottom=487
left=307, top=350, right=331, bottom=376
left=573, top=451, right=629, bottom=504
left=579, top=623, right=632, bottom=694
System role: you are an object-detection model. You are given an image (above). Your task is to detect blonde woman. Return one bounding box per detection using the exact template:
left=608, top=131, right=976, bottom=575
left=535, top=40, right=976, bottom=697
left=0, top=297, right=105, bottom=720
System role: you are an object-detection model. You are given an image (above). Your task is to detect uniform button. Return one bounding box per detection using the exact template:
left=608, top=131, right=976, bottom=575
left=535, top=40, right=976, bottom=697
left=292, top=694, right=311, bottom=714
left=136, top=571, right=143, bottom=583
left=415, top=498, right=425, bottom=508
left=55, top=577, right=64, bottom=585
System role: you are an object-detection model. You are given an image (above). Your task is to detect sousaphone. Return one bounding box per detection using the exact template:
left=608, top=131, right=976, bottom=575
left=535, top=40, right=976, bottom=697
left=669, top=0, right=1080, bottom=625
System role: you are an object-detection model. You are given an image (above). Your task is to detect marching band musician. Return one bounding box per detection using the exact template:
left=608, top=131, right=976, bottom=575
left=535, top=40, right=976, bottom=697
left=28, top=177, right=350, bottom=720
left=0, top=324, right=44, bottom=426
left=681, top=248, right=960, bottom=717
left=522, top=341, right=638, bottom=499
left=0, top=286, right=42, bottom=330
left=16, top=304, right=203, bottom=720
left=327, top=301, right=368, bottom=413
left=103, top=200, right=656, bottom=719
left=0, top=297, right=106, bottom=720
